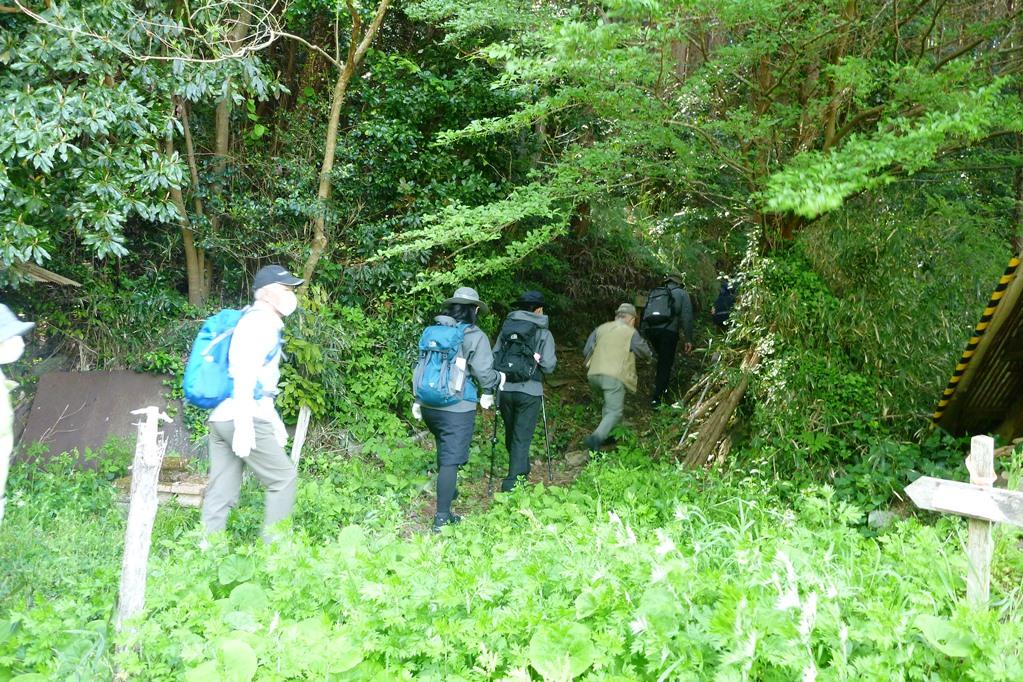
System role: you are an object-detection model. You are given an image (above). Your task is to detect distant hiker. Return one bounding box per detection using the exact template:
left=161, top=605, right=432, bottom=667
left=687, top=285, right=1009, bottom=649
left=0, top=305, right=33, bottom=527
left=493, top=290, right=556, bottom=492
left=711, top=276, right=737, bottom=329
left=412, top=287, right=502, bottom=530
left=582, top=303, right=652, bottom=451
left=640, top=273, right=694, bottom=406
left=201, top=264, right=304, bottom=543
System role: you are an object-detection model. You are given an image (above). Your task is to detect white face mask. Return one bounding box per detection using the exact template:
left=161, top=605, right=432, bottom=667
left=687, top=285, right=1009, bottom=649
left=0, top=335, right=25, bottom=365
left=275, top=289, right=298, bottom=317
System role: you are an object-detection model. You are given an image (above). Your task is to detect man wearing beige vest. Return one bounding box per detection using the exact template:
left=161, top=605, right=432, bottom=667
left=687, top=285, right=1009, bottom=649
left=582, top=303, right=652, bottom=451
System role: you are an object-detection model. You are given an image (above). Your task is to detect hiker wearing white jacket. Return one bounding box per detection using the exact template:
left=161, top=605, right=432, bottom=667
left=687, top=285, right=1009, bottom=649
left=202, top=265, right=303, bottom=542
left=0, top=305, right=33, bottom=527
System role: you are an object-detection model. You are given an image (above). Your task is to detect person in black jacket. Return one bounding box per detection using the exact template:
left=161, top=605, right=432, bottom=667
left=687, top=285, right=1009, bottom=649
left=493, top=291, right=557, bottom=491
left=641, top=273, right=694, bottom=406
left=711, top=276, right=737, bottom=329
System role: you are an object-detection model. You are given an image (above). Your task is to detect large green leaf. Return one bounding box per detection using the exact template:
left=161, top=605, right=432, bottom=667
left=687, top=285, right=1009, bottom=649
left=185, top=639, right=259, bottom=682
left=916, top=614, right=974, bottom=659
left=218, top=556, right=255, bottom=585
left=325, top=632, right=364, bottom=673
left=227, top=583, right=268, bottom=614
left=528, top=622, right=595, bottom=681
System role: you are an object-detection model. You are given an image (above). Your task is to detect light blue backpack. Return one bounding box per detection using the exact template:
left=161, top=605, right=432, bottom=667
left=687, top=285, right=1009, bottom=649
left=182, top=309, right=279, bottom=408
left=412, top=323, right=478, bottom=407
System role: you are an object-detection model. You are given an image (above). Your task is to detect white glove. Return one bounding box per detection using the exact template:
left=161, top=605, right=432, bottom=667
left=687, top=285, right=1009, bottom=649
left=412, top=403, right=423, bottom=420
left=270, top=413, right=288, bottom=448
left=232, top=415, right=255, bottom=458
left=480, top=394, right=495, bottom=410
left=498, top=372, right=507, bottom=391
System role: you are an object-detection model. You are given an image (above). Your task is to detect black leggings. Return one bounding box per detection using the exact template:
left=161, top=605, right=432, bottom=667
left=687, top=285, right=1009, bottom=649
left=437, top=464, right=459, bottom=515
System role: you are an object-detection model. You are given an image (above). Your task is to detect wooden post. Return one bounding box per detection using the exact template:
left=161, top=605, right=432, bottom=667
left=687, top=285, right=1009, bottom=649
left=115, top=406, right=171, bottom=632
left=290, top=404, right=311, bottom=467
left=905, top=435, right=1023, bottom=607
left=965, top=435, right=995, bottom=606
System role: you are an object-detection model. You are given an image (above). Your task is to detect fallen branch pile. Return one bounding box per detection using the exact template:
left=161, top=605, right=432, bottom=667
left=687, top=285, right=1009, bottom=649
left=677, top=348, right=760, bottom=468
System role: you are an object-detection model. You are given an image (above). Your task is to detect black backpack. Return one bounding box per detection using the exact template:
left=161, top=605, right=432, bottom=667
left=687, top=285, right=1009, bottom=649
left=494, top=318, right=542, bottom=383
left=642, top=286, right=676, bottom=327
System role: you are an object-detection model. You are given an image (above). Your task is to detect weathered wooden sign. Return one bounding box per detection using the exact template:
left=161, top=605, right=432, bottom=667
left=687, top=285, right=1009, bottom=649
left=905, top=477, right=1023, bottom=527
left=904, top=435, right=1023, bottom=606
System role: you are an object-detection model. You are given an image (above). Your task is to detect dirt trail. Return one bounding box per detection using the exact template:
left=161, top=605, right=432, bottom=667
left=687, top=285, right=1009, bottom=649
left=405, top=341, right=701, bottom=532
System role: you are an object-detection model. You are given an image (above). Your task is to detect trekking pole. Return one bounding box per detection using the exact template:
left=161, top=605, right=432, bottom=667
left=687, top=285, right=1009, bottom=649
left=540, top=393, right=553, bottom=483
left=487, top=392, right=499, bottom=496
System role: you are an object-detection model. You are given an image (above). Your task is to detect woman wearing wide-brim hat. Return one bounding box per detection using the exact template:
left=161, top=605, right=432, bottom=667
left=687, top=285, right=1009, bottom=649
left=0, top=304, right=34, bottom=527
left=412, top=287, right=502, bottom=530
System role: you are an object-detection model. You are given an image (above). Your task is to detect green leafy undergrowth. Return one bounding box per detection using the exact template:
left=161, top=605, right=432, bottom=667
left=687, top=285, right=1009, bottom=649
left=0, top=436, right=431, bottom=678
left=114, top=449, right=1023, bottom=680
left=0, top=451, right=137, bottom=679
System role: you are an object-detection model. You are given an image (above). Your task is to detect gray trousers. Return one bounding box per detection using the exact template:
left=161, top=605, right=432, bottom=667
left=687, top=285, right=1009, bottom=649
left=588, top=374, right=626, bottom=443
left=202, top=419, right=298, bottom=540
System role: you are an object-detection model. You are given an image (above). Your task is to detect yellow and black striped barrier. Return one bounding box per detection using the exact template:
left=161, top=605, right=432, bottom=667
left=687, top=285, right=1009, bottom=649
left=932, top=256, right=1021, bottom=423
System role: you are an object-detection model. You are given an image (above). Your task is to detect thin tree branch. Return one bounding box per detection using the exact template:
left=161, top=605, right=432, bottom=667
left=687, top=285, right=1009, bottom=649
left=932, top=37, right=985, bottom=71
left=275, top=29, right=343, bottom=70
left=667, top=120, right=756, bottom=183
left=915, top=0, right=949, bottom=63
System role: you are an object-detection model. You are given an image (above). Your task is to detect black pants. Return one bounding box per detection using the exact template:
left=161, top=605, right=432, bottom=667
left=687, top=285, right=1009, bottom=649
left=647, top=327, right=679, bottom=402
left=498, top=391, right=542, bottom=492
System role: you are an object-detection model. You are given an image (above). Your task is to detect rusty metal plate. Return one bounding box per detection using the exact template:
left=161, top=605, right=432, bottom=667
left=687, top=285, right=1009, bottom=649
left=19, top=371, right=199, bottom=466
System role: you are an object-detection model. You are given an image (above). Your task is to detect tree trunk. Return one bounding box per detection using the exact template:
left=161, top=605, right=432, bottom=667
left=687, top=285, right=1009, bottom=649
left=300, top=0, right=393, bottom=286
left=208, top=9, right=252, bottom=281
left=172, top=188, right=204, bottom=306
left=1014, top=1, right=1023, bottom=254
left=166, top=133, right=205, bottom=306
left=303, top=66, right=355, bottom=284
left=1013, top=155, right=1023, bottom=254
left=180, top=101, right=211, bottom=301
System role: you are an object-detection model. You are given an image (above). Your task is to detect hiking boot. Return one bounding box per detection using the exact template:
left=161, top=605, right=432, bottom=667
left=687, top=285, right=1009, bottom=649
left=583, top=435, right=602, bottom=452
left=432, top=513, right=462, bottom=532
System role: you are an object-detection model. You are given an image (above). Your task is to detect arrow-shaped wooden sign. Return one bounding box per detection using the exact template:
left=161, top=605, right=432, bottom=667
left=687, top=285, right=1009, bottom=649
left=905, top=476, right=1023, bottom=527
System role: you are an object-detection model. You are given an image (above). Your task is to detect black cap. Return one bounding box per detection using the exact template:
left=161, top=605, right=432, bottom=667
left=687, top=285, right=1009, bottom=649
left=253, top=264, right=304, bottom=292
left=516, top=290, right=545, bottom=308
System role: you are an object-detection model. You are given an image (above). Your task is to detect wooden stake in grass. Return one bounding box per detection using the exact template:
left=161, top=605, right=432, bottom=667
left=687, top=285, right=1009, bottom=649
left=115, top=406, right=171, bottom=632
left=290, top=404, right=312, bottom=467
left=904, top=435, right=1023, bottom=608
left=965, top=435, right=995, bottom=606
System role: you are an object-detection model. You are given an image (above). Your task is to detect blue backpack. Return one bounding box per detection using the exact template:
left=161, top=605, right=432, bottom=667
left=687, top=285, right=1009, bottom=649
left=412, top=323, right=479, bottom=407
left=182, top=309, right=279, bottom=409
